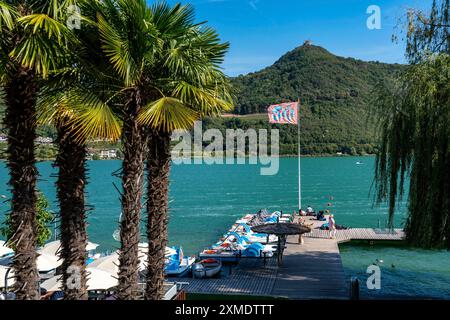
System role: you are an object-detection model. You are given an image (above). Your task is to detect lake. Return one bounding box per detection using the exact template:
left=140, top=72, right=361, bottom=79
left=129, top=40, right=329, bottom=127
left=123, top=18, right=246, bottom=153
left=1, top=157, right=449, bottom=299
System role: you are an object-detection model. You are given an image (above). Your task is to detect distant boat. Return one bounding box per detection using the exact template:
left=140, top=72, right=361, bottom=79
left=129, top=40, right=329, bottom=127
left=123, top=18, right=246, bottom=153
left=356, top=161, right=364, bottom=165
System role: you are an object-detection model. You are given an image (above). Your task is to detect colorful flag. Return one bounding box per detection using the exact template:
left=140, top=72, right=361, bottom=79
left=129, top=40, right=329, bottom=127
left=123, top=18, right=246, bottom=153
left=268, top=102, right=298, bottom=124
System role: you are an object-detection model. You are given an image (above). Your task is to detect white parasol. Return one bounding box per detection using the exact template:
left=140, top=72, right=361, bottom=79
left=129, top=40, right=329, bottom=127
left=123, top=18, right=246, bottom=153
left=39, top=240, right=99, bottom=256
left=41, top=268, right=118, bottom=292
left=37, top=253, right=62, bottom=272
left=88, top=253, right=119, bottom=274
left=0, top=241, right=13, bottom=257
left=0, top=265, right=14, bottom=288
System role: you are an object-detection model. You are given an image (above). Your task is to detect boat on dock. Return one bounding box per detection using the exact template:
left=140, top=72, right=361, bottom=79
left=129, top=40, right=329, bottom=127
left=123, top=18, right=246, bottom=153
left=192, top=259, right=222, bottom=278
left=197, top=210, right=290, bottom=263
left=140, top=243, right=195, bottom=277
left=164, top=246, right=196, bottom=277
left=213, top=232, right=276, bottom=252
left=200, top=242, right=275, bottom=262
left=228, top=223, right=278, bottom=244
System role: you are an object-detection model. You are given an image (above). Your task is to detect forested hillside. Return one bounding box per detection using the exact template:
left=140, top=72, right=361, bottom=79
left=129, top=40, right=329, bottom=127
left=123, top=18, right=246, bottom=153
left=217, top=44, right=405, bottom=155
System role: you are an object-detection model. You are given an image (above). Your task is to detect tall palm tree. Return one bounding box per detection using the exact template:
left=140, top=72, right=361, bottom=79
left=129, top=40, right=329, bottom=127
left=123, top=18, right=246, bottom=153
left=82, top=1, right=232, bottom=300
left=37, top=0, right=123, bottom=298
left=94, top=0, right=161, bottom=299
left=38, top=88, right=121, bottom=299
left=0, top=0, right=76, bottom=299
left=95, top=0, right=233, bottom=299
left=137, top=3, right=233, bottom=300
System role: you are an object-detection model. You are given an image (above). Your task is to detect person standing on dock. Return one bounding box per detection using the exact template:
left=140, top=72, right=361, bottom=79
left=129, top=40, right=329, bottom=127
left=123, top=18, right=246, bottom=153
left=298, top=216, right=305, bottom=245
left=329, top=214, right=337, bottom=239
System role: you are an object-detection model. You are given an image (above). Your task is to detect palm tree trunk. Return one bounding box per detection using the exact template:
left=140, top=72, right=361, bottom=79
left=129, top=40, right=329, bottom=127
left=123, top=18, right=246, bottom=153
left=145, top=129, right=171, bottom=300
left=117, top=97, right=146, bottom=300
left=4, top=66, right=39, bottom=300
left=55, top=122, right=88, bottom=300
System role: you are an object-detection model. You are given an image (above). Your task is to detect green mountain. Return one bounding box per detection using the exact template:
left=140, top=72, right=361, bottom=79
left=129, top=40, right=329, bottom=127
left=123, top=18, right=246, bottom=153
left=205, top=44, right=405, bottom=155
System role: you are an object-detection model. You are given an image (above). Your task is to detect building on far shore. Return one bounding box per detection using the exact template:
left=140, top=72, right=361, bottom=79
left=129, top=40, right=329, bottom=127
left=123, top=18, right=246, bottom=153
left=1, top=135, right=55, bottom=144
left=99, top=149, right=118, bottom=159
left=86, top=148, right=119, bottom=160
left=35, top=137, right=54, bottom=144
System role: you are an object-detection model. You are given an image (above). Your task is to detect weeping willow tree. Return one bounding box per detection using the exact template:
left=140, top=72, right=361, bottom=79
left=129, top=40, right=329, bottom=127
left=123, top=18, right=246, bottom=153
left=405, top=0, right=449, bottom=63
left=375, top=0, right=450, bottom=248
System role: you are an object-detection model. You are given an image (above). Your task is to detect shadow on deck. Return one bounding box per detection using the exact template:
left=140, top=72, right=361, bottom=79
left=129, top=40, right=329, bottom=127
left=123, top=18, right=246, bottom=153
left=181, top=257, right=278, bottom=297
left=271, top=237, right=348, bottom=299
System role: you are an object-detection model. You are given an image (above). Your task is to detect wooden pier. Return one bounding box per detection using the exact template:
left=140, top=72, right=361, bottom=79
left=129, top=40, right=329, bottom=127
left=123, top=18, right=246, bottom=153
left=182, top=216, right=405, bottom=299
left=305, top=228, right=405, bottom=243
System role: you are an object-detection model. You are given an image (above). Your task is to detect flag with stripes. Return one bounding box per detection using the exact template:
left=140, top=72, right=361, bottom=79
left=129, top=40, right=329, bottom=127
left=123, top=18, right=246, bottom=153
left=268, top=102, right=298, bottom=124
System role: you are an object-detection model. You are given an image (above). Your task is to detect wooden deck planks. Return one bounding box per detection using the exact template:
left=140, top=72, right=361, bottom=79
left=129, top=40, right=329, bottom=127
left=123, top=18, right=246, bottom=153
left=270, top=236, right=348, bottom=299
left=305, top=228, right=405, bottom=243
left=182, top=257, right=278, bottom=296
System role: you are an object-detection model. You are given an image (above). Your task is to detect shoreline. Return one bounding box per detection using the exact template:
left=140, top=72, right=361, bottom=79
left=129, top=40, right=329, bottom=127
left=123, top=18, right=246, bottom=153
left=0, top=154, right=376, bottom=162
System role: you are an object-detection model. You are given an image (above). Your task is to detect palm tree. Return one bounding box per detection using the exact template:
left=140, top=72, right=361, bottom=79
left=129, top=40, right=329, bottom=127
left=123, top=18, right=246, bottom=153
left=93, top=0, right=161, bottom=299
left=37, top=0, right=123, bottom=298
left=38, top=88, right=121, bottom=299
left=0, top=0, right=76, bottom=299
left=95, top=1, right=233, bottom=299
left=137, top=3, right=233, bottom=299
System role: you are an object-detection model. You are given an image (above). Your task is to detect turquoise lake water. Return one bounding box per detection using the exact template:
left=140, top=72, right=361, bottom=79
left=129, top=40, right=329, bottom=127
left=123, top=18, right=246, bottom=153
left=0, top=157, right=449, bottom=299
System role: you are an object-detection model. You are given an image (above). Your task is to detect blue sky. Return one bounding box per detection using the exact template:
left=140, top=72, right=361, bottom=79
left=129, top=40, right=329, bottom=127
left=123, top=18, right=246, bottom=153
left=165, top=0, right=433, bottom=76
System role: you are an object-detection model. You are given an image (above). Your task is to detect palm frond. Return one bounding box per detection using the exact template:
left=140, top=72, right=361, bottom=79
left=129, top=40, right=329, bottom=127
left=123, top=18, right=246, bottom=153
left=38, top=88, right=122, bottom=142
left=138, top=97, right=199, bottom=132
left=151, top=2, right=197, bottom=38
left=37, top=90, right=74, bottom=125
left=171, top=80, right=233, bottom=116
left=10, top=14, right=78, bottom=78
left=56, top=0, right=81, bottom=20
left=0, top=1, right=16, bottom=31
left=97, top=12, right=140, bottom=86
left=69, top=90, right=122, bottom=141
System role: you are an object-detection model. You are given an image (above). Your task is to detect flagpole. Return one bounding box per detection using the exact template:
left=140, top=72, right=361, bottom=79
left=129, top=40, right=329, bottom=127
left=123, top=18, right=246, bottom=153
left=297, top=99, right=302, bottom=212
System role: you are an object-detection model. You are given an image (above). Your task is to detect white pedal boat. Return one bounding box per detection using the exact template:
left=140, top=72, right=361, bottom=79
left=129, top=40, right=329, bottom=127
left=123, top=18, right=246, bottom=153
left=192, top=259, right=222, bottom=278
